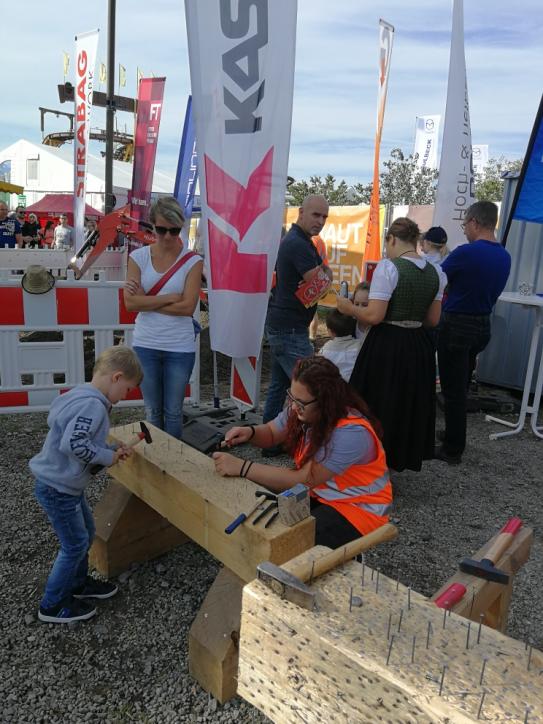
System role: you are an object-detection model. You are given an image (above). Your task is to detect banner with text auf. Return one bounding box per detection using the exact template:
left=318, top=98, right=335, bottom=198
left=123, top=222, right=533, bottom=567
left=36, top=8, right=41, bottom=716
left=128, top=77, right=166, bottom=224
left=185, top=0, right=297, bottom=358
left=413, top=115, right=441, bottom=170
left=284, top=205, right=384, bottom=306
left=174, top=95, right=198, bottom=223
left=73, top=29, right=99, bottom=254
left=365, top=19, right=394, bottom=263
left=433, top=0, right=474, bottom=250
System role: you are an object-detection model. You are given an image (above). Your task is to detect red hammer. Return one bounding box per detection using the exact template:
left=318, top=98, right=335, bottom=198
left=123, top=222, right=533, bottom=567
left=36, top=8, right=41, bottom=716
left=90, top=421, right=152, bottom=474
left=459, top=517, right=522, bottom=585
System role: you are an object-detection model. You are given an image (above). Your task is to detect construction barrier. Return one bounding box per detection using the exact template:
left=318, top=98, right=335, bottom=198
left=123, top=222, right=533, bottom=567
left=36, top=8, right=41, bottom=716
left=0, top=276, right=200, bottom=414
left=230, top=355, right=262, bottom=412
left=0, top=247, right=128, bottom=281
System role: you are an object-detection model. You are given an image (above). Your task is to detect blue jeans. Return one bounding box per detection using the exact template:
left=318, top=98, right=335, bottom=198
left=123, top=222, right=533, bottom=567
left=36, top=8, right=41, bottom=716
left=437, top=313, right=491, bottom=456
left=133, top=346, right=195, bottom=440
left=263, top=325, right=314, bottom=423
left=35, top=481, right=95, bottom=609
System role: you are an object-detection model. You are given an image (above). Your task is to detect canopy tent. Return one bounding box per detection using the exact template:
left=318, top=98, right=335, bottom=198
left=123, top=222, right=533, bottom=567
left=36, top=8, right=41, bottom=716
left=0, top=180, right=24, bottom=194
left=25, top=194, right=103, bottom=217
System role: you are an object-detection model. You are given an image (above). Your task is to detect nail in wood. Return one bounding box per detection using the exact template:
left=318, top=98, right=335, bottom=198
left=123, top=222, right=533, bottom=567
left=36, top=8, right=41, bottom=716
left=396, top=577, right=399, bottom=591
left=371, top=567, right=375, bottom=581
left=375, top=570, right=380, bottom=594
left=349, top=587, right=353, bottom=613
left=477, top=691, right=486, bottom=720
left=426, top=621, right=432, bottom=649
left=479, top=657, right=488, bottom=685
left=386, top=612, right=392, bottom=640
left=397, top=608, right=404, bottom=633
left=309, top=561, right=315, bottom=586
left=477, top=614, right=484, bottom=644
left=408, top=586, right=411, bottom=611
left=527, top=645, right=533, bottom=671
left=470, top=590, right=475, bottom=617
left=361, top=554, right=365, bottom=587
left=386, top=635, right=395, bottom=666
left=443, top=607, right=447, bottom=629
left=411, top=634, right=416, bottom=664
left=524, top=706, right=530, bottom=723
left=466, top=622, right=471, bottom=650
left=438, top=664, right=447, bottom=696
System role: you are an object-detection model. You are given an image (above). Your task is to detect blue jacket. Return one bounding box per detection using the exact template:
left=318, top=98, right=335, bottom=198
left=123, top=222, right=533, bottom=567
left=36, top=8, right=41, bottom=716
left=30, top=384, right=116, bottom=495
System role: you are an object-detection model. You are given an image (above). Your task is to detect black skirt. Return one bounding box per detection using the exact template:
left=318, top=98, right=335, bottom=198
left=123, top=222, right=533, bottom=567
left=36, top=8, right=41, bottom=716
left=349, top=323, right=436, bottom=472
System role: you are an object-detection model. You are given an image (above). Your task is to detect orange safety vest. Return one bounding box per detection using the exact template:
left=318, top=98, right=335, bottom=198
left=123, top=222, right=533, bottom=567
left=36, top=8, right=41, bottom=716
left=294, top=415, right=392, bottom=536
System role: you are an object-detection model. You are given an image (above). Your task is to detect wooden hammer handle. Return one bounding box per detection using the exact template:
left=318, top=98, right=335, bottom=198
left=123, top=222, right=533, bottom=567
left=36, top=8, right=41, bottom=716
left=292, top=523, right=398, bottom=583
left=484, top=518, right=523, bottom=564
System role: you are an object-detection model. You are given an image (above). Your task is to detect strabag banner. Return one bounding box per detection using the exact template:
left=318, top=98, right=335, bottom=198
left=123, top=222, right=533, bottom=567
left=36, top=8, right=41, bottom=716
left=433, top=0, right=475, bottom=250
left=73, top=29, right=99, bottom=254
left=128, top=77, right=166, bottom=224
left=185, top=0, right=297, bottom=358
left=413, top=115, right=441, bottom=170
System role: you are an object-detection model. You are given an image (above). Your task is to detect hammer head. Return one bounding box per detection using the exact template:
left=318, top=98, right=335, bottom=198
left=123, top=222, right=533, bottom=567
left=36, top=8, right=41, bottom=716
left=139, top=421, right=153, bottom=444
left=459, top=557, right=509, bottom=585
left=257, top=561, right=315, bottom=610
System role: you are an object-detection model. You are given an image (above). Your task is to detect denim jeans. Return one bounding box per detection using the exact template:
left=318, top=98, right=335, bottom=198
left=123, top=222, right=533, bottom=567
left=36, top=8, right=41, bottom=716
left=35, top=481, right=95, bottom=609
left=437, top=313, right=491, bottom=456
left=262, top=325, right=314, bottom=423
left=134, top=346, right=195, bottom=440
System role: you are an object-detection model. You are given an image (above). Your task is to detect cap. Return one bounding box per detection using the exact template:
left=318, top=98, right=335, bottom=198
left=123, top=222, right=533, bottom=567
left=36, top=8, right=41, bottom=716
left=423, top=226, right=448, bottom=245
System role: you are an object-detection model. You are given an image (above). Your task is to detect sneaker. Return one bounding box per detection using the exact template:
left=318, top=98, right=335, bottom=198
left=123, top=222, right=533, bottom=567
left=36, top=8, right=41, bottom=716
left=73, top=576, right=118, bottom=600
left=434, top=445, right=462, bottom=465
left=38, top=597, right=97, bottom=624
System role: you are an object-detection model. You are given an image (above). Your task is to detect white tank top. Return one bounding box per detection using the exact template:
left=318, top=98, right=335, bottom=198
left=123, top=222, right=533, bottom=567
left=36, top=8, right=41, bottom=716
left=130, top=245, right=201, bottom=353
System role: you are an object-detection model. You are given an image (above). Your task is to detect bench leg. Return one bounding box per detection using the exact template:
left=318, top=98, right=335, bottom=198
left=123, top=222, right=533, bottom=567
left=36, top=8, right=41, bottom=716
left=188, top=567, right=244, bottom=703
left=89, top=480, right=189, bottom=578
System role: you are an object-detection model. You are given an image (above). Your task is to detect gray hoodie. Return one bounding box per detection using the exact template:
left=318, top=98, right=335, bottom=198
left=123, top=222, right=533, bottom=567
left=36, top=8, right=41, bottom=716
left=30, top=384, right=116, bottom=495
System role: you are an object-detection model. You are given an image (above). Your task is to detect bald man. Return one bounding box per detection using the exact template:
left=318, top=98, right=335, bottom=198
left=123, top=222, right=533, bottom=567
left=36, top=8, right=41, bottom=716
left=262, top=195, right=332, bottom=453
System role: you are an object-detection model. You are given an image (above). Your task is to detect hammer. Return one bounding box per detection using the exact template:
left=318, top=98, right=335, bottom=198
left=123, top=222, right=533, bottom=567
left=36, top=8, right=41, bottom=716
left=89, top=421, right=153, bottom=475
left=459, top=517, right=523, bottom=585
left=257, top=523, right=398, bottom=609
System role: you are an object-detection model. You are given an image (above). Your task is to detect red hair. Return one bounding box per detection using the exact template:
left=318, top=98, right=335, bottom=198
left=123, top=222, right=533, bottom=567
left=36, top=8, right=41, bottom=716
left=284, top=356, right=382, bottom=467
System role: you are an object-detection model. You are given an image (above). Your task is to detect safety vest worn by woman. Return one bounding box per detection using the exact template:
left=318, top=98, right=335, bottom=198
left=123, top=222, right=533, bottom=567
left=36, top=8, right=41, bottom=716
left=294, top=415, right=392, bottom=536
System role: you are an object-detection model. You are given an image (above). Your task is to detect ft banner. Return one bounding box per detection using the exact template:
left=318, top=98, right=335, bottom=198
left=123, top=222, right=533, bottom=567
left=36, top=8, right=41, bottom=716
left=73, top=29, right=99, bottom=254
left=413, top=115, right=441, bottom=170
left=365, top=18, right=394, bottom=263
left=128, top=77, right=166, bottom=223
left=185, top=0, right=297, bottom=358
left=173, top=95, right=198, bottom=222
left=433, top=0, right=475, bottom=250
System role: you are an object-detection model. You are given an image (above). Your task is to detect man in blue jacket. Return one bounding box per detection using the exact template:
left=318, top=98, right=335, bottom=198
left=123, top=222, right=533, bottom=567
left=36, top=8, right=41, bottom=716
left=436, top=201, right=511, bottom=464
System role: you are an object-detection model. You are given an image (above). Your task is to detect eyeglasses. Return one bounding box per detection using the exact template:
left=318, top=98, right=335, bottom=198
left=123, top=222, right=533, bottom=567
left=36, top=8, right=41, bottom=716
left=461, top=218, right=476, bottom=229
left=154, top=226, right=182, bottom=237
left=286, top=389, right=318, bottom=412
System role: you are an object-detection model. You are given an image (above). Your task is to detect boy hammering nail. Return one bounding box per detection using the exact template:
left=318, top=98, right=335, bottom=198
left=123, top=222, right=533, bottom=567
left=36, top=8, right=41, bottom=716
left=30, top=346, right=143, bottom=624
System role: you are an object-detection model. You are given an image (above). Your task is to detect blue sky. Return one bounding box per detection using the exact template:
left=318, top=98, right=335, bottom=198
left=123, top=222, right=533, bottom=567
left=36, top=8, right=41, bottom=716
left=1, top=1, right=541, bottom=186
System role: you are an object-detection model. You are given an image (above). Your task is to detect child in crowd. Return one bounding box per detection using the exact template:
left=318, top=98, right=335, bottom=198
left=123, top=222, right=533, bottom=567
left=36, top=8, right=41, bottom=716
left=30, top=346, right=143, bottom=624
left=320, top=309, right=362, bottom=381
left=421, top=226, right=449, bottom=266
left=352, top=282, right=371, bottom=343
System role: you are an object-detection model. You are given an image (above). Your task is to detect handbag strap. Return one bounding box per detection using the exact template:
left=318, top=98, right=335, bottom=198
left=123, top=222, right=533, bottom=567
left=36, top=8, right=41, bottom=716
left=146, top=250, right=198, bottom=296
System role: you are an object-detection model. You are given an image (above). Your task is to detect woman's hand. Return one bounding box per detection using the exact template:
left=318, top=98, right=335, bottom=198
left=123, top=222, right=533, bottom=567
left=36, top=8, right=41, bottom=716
left=223, top=426, right=253, bottom=447
left=125, top=278, right=145, bottom=296
left=212, top=451, right=244, bottom=477
left=336, top=295, right=355, bottom=316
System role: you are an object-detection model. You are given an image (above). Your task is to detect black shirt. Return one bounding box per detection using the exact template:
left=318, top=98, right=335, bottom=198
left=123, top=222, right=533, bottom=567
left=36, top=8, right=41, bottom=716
left=267, top=223, right=324, bottom=331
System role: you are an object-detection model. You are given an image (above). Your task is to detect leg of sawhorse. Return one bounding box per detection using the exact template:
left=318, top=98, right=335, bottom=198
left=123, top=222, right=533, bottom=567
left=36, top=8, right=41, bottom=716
left=188, top=567, right=244, bottom=703
left=89, top=480, right=189, bottom=578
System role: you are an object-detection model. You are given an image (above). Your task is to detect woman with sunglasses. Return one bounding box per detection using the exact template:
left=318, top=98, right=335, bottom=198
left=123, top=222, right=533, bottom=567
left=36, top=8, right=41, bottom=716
left=213, top=356, right=392, bottom=547
left=124, top=197, right=203, bottom=439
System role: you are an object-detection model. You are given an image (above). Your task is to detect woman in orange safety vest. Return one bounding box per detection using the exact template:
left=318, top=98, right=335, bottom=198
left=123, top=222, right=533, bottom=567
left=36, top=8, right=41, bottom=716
left=213, top=356, right=392, bottom=547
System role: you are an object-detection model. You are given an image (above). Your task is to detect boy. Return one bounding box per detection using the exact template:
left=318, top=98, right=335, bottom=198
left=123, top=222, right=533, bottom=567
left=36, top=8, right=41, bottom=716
left=320, top=309, right=362, bottom=381
left=30, top=346, right=143, bottom=624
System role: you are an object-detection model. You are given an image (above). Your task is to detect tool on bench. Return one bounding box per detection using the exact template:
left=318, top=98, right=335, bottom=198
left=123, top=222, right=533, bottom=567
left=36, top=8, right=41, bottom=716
left=459, top=517, right=523, bottom=585
left=264, top=510, right=279, bottom=528
left=252, top=501, right=278, bottom=526
left=257, top=523, right=398, bottom=609
left=225, top=493, right=268, bottom=534
left=90, top=421, right=153, bottom=475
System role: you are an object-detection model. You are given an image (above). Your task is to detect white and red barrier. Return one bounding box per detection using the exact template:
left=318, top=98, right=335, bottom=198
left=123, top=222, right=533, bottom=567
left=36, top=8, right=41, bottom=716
left=0, top=248, right=127, bottom=281
left=0, top=277, right=200, bottom=414
left=230, top=355, right=262, bottom=413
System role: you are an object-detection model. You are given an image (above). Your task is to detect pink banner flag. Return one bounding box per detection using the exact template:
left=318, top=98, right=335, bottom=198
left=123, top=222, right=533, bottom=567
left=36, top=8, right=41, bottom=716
left=128, top=77, right=166, bottom=223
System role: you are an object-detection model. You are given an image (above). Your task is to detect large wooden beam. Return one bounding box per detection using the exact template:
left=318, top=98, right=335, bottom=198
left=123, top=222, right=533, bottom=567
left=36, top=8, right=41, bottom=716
left=107, top=422, right=315, bottom=583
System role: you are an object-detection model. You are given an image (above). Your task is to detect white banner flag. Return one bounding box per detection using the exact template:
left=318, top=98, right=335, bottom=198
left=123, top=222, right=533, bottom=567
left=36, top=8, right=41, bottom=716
left=73, top=29, right=99, bottom=253
left=433, top=0, right=474, bottom=250
left=472, top=144, right=489, bottom=174
left=185, top=0, right=297, bottom=358
left=413, top=115, right=441, bottom=170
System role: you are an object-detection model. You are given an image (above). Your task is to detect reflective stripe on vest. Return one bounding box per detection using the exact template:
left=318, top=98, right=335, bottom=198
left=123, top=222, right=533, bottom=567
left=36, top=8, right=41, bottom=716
left=316, top=471, right=391, bottom=501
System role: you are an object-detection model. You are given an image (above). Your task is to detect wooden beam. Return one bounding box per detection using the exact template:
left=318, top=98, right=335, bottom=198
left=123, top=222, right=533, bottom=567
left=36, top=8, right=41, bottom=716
left=107, top=423, right=315, bottom=583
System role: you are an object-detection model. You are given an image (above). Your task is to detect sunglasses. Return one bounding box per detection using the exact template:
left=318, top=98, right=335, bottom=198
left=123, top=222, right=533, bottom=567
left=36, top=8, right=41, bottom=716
left=155, top=225, right=181, bottom=237
left=286, top=389, right=318, bottom=413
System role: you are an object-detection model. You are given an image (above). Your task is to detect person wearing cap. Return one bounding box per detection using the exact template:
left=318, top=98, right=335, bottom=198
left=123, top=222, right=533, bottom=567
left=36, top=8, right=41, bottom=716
left=421, top=226, right=449, bottom=266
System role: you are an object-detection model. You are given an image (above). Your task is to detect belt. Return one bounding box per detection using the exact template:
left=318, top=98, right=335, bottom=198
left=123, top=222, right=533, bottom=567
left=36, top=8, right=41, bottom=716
left=383, top=320, right=422, bottom=329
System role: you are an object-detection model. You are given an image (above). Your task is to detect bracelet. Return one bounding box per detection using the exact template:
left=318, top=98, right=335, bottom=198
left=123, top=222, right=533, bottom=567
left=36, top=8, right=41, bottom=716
left=246, top=425, right=256, bottom=440
left=244, top=461, right=254, bottom=479
left=239, top=459, right=249, bottom=478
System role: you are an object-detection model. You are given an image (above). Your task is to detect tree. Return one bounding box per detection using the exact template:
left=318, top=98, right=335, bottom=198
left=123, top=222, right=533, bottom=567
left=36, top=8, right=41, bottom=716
left=474, top=156, right=523, bottom=202
left=287, top=174, right=351, bottom=206
left=352, top=148, right=439, bottom=205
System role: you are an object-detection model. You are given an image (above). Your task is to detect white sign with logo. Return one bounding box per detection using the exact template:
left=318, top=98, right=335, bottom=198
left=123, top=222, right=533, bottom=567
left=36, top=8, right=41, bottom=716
left=413, top=115, right=441, bottom=170
left=472, top=144, right=489, bottom=174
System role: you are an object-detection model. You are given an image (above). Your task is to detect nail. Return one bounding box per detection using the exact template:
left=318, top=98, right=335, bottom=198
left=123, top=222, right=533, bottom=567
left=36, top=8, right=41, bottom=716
left=470, top=591, right=475, bottom=618
left=426, top=621, right=432, bottom=649
left=525, top=706, right=530, bottom=723
left=479, top=658, right=488, bottom=686
left=386, top=635, right=395, bottom=666
left=408, top=586, right=411, bottom=611
left=396, top=577, right=399, bottom=591
left=466, top=622, right=471, bottom=650
left=477, top=614, right=484, bottom=644
left=309, top=561, right=315, bottom=586
left=361, top=554, right=365, bottom=587
left=438, top=664, right=447, bottom=696
left=371, top=568, right=375, bottom=581
left=411, top=634, right=416, bottom=664
left=375, top=570, right=380, bottom=594
left=443, top=607, right=447, bottom=629
left=386, top=612, right=392, bottom=640
left=349, top=587, right=353, bottom=613
left=397, top=609, right=404, bottom=633
left=527, top=645, right=533, bottom=671
left=477, top=691, right=486, bottom=719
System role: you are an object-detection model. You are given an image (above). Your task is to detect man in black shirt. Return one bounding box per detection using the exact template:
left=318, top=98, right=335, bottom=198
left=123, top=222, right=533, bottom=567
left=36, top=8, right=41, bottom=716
left=263, top=195, right=331, bottom=447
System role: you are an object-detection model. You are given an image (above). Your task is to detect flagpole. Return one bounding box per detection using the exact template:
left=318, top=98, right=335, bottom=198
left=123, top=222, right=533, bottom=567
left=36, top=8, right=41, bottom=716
left=105, top=0, right=116, bottom=214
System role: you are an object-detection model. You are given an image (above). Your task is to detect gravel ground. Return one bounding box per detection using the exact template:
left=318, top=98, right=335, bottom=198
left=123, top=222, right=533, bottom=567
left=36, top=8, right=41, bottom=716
left=1, top=337, right=541, bottom=723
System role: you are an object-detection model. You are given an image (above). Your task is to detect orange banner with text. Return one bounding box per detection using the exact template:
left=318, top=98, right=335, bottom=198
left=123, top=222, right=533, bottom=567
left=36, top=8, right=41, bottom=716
left=284, top=205, right=384, bottom=306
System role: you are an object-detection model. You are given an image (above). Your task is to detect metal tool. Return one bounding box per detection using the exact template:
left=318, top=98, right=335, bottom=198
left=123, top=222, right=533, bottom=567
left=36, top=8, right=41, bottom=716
left=264, top=510, right=279, bottom=528
left=90, top=421, right=152, bottom=475
left=252, top=501, right=277, bottom=525
left=256, top=523, right=398, bottom=609
left=225, top=494, right=267, bottom=534
left=459, top=517, right=522, bottom=584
